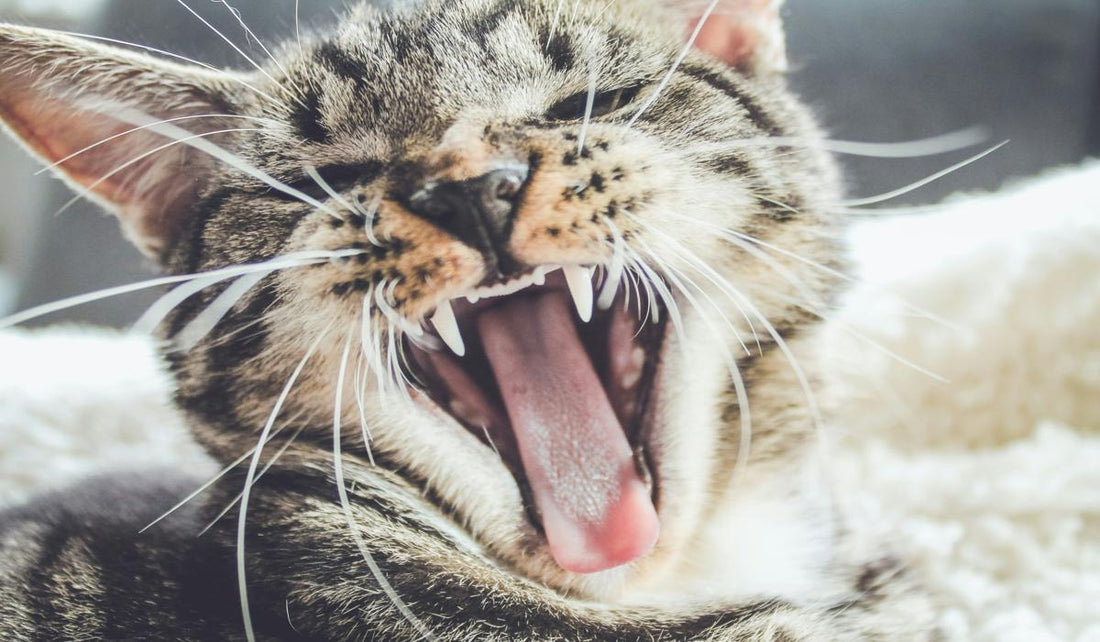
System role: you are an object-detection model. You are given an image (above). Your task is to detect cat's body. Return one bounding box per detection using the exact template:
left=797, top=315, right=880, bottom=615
left=0, top=0, right=935, bottom=639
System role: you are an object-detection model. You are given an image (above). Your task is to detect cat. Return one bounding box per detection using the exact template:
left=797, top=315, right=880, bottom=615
left=0, top=0, right=936, bottom=639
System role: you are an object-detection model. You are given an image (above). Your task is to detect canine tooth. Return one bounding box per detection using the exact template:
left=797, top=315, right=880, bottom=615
left=622, top=347, right=645, bottom=389
left=431, top=300, right=465, bottom=357
left=563, top=265, right=594, bottom=322
left=533, top=268, right=547, bottom=286
left=466, top=294, right=480, bottom=304
left=598, top=262, right=625, bottom=311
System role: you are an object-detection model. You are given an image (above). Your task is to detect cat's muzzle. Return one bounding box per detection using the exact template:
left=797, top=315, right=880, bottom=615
left=405, top=163, right=531, bottom=280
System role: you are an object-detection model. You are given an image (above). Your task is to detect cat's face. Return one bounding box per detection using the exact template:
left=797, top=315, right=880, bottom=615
left=0, top=0, right=841, bottom=600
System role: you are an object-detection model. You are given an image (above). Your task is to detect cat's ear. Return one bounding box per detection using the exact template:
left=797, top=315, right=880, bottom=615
left=0, top=24, right=253, bottom=258
left=681, top=0, right=788, bottom=73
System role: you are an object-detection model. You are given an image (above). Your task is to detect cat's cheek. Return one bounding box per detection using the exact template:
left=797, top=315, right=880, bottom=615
left=287, top=202, right=487, bottom=321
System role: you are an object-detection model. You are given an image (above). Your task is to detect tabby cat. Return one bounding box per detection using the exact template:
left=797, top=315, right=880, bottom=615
left=0, top=0, right=935, bottom=639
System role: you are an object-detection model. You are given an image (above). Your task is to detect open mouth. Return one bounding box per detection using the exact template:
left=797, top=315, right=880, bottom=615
left=404, top=265, right=667, bottom=574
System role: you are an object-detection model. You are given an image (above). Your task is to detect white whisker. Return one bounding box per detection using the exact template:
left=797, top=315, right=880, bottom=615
left=0, top=250, right=359, bottom=330
left=212, top=0, right=293, bottom=78
left=128, top=250, right=360, bottom=336
left=36, top=114, right=278, bottom=177
left=361, top=287, right=389, bottom=396
left=331, top=333, right=436, bottom=640
left=107, top=108, right=342, bottom=217
left=295, top=0, right=303, bottom=55
left=303, top=165, right=355, bottom=220
left=623, top=245, right=683, bottom=343
left=727, top=356, right=752, bottom=486
left=546, top=0, right=566, bottom=46
left=691, top=127, right=990, bottom=159
left=174, top=0, right=283, bottom=89
left=647, top=253, right=754, bottom=480
left=130, top=272, right=230, bottom=337
left=628, top=218, right=758, bottom=353
left=375, top=281, right=422, bottom=339
left=55, top=127, right=266, bottom=217
left=598, top=218, right=627, bottom=310
left=624, top=220, right=827, bottom=475
left=480, top=425, right=502, bottom=460
left=52, top=30, right=281, bottom=106
left=576, top=60, right=598, bottom=154
left=660, top=211, right=956, bottom=382
left=665, top=212, right=966, bottom=333
left=843, top=141, right=1009, bottom=208
left=385, top=324, right=414, bottom=402
left=781, top=299, right=951, bottom=383
left=237, top=321, right=333, bottom=642
left=360, top=194, right=384, bottom=247
left=171, top=269, right=272, bottom=351
left=353, top=353, right=377, bottom=466
left=139, top=442, right=266, bottom=534
left=626, top=254, right=660, bottom=325
left=626, top=0, right=719, bottom=126
left=199, top=421, right=309, bottom=536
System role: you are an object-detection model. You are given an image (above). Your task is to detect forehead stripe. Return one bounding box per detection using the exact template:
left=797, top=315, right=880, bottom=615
left=680, top=63, right=782, bottom=137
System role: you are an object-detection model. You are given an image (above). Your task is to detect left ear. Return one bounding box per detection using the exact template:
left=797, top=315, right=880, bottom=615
left=685, top=0, right=788, bottom=74
left=0, top=24, right=254, bottom=260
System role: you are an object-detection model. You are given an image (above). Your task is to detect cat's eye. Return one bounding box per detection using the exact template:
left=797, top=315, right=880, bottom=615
left=267, top=163, right=382, bottom=202
left=545, top=85, right=643, bottom=122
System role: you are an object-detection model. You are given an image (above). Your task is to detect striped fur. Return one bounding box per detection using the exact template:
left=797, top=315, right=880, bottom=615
left=0, top=0, right=935, bottom=639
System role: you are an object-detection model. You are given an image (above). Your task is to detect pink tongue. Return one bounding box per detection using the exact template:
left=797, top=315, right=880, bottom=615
left=478, top=291, right=659, bottom=574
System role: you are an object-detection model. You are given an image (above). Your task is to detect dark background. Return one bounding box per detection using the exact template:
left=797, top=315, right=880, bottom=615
left=0, top=0, right=1097, bottom=327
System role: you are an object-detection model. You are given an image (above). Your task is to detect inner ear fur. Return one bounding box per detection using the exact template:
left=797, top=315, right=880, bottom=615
left=678, top=0, right=788, bottom=73
left=0, top=24, right=252, bottom=259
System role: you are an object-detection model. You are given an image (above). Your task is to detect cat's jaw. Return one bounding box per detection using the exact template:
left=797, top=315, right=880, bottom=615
left=339, top=295, right=834, bottom=605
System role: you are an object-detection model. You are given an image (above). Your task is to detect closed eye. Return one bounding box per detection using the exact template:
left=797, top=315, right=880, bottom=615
left=267, top=163, right=383, bottom=202
left=546, top=85, right=643, bottom=122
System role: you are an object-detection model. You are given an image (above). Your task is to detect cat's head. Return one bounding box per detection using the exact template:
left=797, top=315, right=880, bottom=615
left=0, top=0, right=841, bottom=599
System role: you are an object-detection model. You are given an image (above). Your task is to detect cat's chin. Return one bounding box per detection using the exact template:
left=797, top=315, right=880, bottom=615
left=402, top=264, right=670, bottom=577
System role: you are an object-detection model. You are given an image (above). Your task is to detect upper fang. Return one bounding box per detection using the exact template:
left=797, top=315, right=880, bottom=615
left=563, top=265, right=594, bottom=322
left=431, top=300, right=466, bottom=356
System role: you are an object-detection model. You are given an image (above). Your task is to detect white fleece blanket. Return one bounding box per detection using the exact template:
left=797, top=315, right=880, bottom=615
left=1, top=162, right=1098, bottom=641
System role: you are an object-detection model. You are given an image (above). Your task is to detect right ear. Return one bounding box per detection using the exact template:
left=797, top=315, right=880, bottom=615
left=0, top=24, right=256, bottom=260
left=680, top=0, right=788, bottom=74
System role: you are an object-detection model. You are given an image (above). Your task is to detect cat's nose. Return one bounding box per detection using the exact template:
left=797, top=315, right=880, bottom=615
left=406, top=164, right=530, bottom=277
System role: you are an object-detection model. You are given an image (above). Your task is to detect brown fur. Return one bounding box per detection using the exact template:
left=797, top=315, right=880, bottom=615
left=0, top=0, right=935, bottom=639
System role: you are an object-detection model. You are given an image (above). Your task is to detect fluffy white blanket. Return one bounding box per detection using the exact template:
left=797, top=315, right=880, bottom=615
left=1, top=162, right=1097, bottom=640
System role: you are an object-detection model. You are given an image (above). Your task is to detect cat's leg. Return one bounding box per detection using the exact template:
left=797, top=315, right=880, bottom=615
left=0, top=471, right=284, bottom=641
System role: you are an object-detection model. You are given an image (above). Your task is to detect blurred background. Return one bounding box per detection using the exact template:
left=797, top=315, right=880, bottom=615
left=0, top=0, right=1097, bottom=327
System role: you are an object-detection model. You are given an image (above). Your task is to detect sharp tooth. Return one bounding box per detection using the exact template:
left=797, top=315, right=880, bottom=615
left=466, top=294, right=480, bottom=304
left=533, top=268, right=547, bottom=286
left=431, top=300, right=465, bottom=357
left=622, top=347, right=645, bottom=389
left=563, top=265, right=594, bottom=322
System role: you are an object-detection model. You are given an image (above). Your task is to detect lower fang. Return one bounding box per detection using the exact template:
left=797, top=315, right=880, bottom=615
left=621, top=347, right=645, bottom=389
